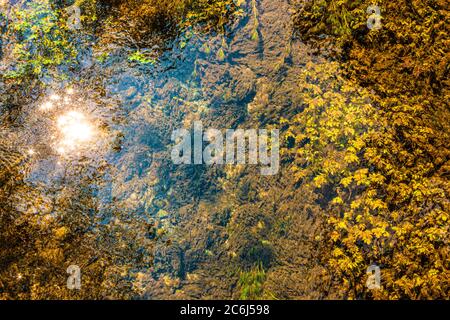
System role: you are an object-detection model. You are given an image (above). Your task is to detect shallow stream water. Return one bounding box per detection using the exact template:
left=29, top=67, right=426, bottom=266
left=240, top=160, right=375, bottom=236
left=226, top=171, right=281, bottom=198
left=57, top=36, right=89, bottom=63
left=0, top=0, right=333, bottom=299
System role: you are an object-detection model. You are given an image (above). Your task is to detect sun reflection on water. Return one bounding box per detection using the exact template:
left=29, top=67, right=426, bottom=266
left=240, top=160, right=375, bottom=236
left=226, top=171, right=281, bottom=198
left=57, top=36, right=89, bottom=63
left=35, top=88, right=102, bottom=157
left=55, top=111, right=95, bottom=155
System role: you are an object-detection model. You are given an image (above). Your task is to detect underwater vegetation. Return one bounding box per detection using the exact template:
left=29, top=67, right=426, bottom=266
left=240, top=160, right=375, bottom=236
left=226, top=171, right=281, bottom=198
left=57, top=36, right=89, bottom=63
left=292, top=0, right=449, bottom=299
left=0, top=0, right=448, bottom=300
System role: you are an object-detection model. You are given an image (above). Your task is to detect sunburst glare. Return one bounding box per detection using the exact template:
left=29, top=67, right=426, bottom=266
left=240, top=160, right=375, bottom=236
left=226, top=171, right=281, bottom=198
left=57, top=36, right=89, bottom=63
left=56, top=111, right=95, bottom=154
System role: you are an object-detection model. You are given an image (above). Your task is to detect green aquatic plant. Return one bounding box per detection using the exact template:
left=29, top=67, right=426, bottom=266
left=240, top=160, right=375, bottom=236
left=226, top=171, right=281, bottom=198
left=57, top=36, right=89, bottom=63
left=95, top=52, right=109, bottom=63
left=292, top=0, right=363, bottom=41
left=250, top=0, right=259, bottom=41
left=128, top=50, right=156, bottom=65
left=201, top=42, right=211, bottom=54
left=182, top=0, right=238, bottom=32
left=95, top=0, right=238, bottom=64
left=238, top=264, right=266, bottom=300
left=3, top=0, right=77, bottom=81
left=216, top=39, right=227, bottom=61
